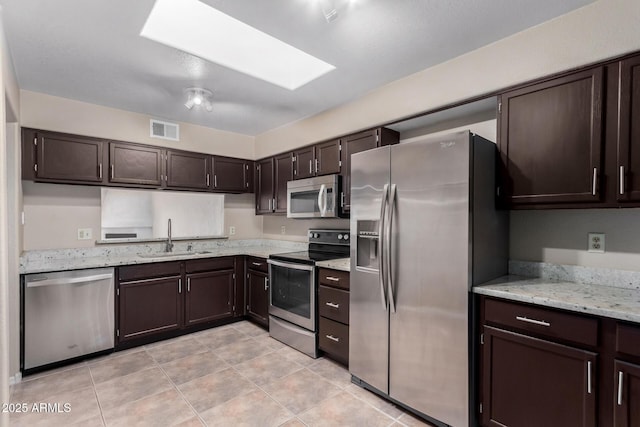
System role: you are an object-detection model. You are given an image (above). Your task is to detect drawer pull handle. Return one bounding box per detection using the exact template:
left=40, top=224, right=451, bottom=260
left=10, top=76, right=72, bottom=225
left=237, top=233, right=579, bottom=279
left=515, top=316, right=550, bottom=327
left=326, top=334, right=340, bottom=343
left=325, top=302, right=340, bottom=308
left=252, top=262, right=263, bottom=266
left=587, top=361, right=592, bottom=394
left=325, top=276, right=341, bottom=282
left=618, top=371, right=624, bottom=405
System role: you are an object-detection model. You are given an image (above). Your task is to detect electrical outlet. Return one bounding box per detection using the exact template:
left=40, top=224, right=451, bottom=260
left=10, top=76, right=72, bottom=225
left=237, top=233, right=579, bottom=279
left=229, top=226, right=236, bottom=236
left=281, top=225, right=286, bottom=235
left=588, top=233, right=605, bottom=253
left=77, top=228, right=93, bottom=240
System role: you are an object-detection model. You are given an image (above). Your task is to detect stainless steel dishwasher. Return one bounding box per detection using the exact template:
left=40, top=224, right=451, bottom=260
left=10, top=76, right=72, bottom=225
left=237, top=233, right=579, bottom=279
left=23, top=268, right=115, bottom=371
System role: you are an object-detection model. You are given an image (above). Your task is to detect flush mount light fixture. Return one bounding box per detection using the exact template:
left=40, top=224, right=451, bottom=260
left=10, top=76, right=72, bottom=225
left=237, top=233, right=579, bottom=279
left=141, top=0, right=336, bottom=90
left=184, top=88, right=213, bottom=112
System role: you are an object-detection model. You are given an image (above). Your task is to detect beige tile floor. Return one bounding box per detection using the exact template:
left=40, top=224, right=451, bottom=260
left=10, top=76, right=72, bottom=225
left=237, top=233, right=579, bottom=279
left=9, top=321, right=433, bottom=427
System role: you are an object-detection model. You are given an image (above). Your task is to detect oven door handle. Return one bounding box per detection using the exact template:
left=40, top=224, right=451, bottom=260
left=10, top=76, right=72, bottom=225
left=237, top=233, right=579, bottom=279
left=267, top=259, right=315, bottom=272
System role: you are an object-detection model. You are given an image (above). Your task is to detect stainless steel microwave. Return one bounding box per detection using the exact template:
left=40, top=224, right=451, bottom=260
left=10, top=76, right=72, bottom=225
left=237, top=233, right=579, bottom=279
left=287, top=174, right=340, bottom=218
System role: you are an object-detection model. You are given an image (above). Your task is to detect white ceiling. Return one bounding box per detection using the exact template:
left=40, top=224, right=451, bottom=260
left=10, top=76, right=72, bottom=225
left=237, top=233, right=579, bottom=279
left=2, top=0, right=595, bottom=136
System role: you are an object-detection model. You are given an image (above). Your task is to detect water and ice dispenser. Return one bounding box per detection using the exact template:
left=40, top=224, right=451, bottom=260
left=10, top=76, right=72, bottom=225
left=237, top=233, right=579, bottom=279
left=355, top=220, right=380, bottom=272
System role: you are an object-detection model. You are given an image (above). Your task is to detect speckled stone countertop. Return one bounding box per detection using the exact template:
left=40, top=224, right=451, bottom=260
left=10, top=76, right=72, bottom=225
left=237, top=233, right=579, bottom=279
left=316, top=257, right=350, bottom=272
left=474, top=262, right=640, bottom=324
left=20, top=239, right=307, bottom=274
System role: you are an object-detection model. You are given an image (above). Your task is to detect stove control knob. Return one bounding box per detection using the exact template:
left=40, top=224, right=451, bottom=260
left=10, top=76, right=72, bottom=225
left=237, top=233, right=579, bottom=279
left=308, top=232, right=314, bottom=238
left=314, top=233, right=320, bottom=238
left=343, top=234, right=349, bottom=240
left=337, top=234, right=343, bottom=240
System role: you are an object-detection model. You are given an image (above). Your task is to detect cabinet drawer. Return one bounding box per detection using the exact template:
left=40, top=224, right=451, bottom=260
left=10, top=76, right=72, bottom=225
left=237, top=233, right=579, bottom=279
left=319, top=317, right=349, bottom=365
left=118, top=262, right=181, bottom=282
left=484, top=298, right=598, bottom=347
left=616, top=323, right=640, bottom=358
left=185, top=257, right=234, bottom=274
left=318, top=268, right=349, bottom=290
left=318, top=285, right=349, bottom=324
left=246, top=256, right=268, bottom=273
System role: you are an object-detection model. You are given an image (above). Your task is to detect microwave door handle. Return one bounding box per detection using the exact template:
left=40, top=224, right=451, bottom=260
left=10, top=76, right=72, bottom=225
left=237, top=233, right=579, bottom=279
left=317, top=184, right=327, bottom=216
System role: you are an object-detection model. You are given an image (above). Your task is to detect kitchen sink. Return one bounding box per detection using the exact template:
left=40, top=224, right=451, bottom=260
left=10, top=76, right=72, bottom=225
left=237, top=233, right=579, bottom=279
left=138, top=251, right=212, bottom=258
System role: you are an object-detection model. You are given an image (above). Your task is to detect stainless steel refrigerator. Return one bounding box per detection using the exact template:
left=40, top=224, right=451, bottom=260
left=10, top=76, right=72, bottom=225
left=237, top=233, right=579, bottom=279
left=349, top=130, right=508, bottom=427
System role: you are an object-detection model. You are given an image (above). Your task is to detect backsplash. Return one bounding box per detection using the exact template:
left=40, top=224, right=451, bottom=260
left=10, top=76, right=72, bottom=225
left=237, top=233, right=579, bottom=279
left=509, top=260, right=640, bottom=291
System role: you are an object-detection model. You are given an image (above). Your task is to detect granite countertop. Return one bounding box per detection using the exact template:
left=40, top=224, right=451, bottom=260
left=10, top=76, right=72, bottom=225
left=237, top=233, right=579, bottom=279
left=316, top=257, right=350, bottom=272
left=474, top=275, right=640, bottom=324
left=19, top=239, right=307, bottom=274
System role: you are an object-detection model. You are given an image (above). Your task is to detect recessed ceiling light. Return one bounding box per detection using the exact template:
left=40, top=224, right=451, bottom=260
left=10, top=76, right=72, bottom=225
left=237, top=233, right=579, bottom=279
left=141, top=0, right=336, bottom=90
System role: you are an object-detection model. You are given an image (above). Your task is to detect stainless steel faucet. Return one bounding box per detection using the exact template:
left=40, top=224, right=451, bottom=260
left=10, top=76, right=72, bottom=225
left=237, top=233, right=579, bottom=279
left=166, top=218, right=173, bottom=252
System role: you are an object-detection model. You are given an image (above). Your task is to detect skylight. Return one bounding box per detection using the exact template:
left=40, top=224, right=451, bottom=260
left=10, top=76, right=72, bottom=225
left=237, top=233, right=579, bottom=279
left=140, top=0, right=336, bottom=90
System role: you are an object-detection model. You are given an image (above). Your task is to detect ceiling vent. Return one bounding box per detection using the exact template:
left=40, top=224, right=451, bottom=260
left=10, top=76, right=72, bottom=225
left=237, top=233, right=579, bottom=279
left=150, top=119, right=179, bottom=141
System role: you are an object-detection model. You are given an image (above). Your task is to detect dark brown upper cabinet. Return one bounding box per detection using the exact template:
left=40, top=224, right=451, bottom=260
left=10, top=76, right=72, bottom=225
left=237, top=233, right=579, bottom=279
left=212, top=156, right=252, bottom=193
left=617, top=55, right=640, bottom=203
left=498, top=67, right=605, bottom=207
left=166, top=149, right=211, bottom=190
left=23, top=129, right=105, bottom=184
left=293, top=139, right=341, bottom=180
left=274, top=152, right=294, bottom=213
left=109, top=142, right=164, bottom=187
left=341, top=128, right=399, bottom=213
left=255, top=157, right=275, bottom=214
left=293, top=145, right=315, bottom=179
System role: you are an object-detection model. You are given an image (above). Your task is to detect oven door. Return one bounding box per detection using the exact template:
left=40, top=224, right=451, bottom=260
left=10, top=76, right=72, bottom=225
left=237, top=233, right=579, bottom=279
left=268, top=259, right=316, bottom=331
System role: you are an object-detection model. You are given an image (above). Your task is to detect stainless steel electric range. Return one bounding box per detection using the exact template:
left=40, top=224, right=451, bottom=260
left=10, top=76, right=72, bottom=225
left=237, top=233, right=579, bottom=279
left=267, top=229, right=350, bottom=357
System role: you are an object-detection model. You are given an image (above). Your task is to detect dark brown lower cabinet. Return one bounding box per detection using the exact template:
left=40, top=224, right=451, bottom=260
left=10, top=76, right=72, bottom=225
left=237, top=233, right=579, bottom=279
left=317, top=268, right=350, bottom=366
left=482, top=325, right=597, bottom=427
left=245, top=256, right=269, bottom=328
left=118, top=276, right=182, bottom=342
left=614, top=360, right=640, bottom=427
left=117, top=257, right=240, bottom=347
left=185, top=270, right=234, bottom=325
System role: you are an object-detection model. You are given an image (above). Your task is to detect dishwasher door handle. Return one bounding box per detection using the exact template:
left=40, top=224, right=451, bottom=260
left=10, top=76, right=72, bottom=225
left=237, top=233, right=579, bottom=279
left=26, top=273, right=114, bottom=288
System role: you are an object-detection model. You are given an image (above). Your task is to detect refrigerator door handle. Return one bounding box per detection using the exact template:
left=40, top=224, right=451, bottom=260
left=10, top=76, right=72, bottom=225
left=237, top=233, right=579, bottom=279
left=378, top=183, right=389, bottom=310
left=387, top=184, right=397, bottom=313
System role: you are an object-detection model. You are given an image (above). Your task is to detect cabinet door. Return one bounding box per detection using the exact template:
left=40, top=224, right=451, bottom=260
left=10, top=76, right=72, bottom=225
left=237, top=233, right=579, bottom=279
left=118, top=277, right=182, bottom=343
left=614, top=360, right=640, bottom=427
left=166, top=150, right=211, bottom=190
left=212, top=156, right=250, bottom=193
left=294, top=146, right=315, bottom=179
left=247, top=269, right=269, bottom=327
left=185, top=270, right=234, bottom=326
left=617, top=55, right=640, bottom=202
left=482, top=326, right=597, bottom=427
left=35, top=131, right=104, bottom=183
left=316, top=139, right=341, bottom=176
left=255, top=158, right=274, bottom=214
left=274, top=152, right=293, bottom=213
left=499, top=67, right=605, bottom=205
left=109, top=142, right=163, bottom=187
left=341, top=129, right=379, bottom=213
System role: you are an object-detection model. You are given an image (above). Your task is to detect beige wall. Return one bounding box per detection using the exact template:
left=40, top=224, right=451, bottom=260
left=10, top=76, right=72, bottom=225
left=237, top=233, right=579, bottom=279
left=254, top=0, right=640, bottom=157
left=20, top=90, right=255, bottom=159
left=22, top=183, right=264, bottom=250
left=511, top=209, right=640, bottom=271
left=1, top=9, right=20, bottom=425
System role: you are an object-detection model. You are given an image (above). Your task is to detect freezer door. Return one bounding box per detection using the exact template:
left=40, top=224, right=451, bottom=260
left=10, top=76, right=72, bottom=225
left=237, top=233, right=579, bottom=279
left=388, top=132, right=471, bottom=427
left=349, top=145, right=390, bottom=394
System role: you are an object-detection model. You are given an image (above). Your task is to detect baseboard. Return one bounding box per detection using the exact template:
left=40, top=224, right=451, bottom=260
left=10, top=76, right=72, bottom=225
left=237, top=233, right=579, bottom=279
left=9, top=372, right=21, bottom=387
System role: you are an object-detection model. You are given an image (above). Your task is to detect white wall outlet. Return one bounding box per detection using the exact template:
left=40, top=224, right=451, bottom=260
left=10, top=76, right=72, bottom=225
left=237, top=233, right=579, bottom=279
left=588, top=233, right=605, bottom=253
left=229, top=226, right=236, bottom=236
left=281, top=225, right=286, bottom=235
left=77, top=228, right=93, bottom=240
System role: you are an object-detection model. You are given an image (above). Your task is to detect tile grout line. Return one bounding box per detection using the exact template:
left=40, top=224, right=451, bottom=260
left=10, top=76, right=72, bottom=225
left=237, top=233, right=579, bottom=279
left=87, top=361, right=108, bottom=427
left=155, top=359, right=209, bottom=427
